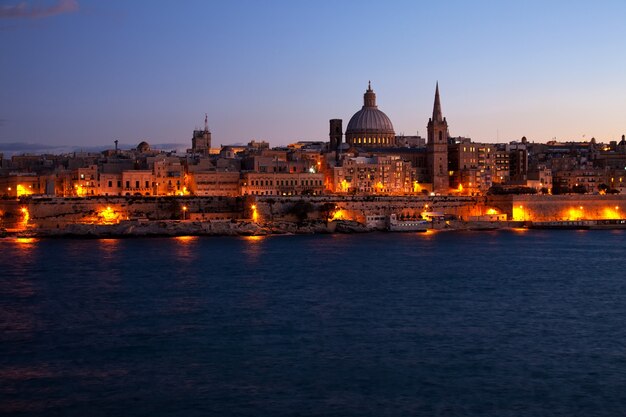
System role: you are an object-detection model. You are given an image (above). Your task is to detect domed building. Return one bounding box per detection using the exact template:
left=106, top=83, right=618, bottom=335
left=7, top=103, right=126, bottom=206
left=136, top=141, right=151, bottom=153
left=345, top=82, right=396, bottom=148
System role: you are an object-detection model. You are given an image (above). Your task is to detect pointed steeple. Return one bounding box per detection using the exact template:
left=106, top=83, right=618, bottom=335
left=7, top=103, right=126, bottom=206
left=204, top=113, right=209, bottom=132
left=363, top=81, right=377, bottom=108
left=432, top=82, right=443, bottom=123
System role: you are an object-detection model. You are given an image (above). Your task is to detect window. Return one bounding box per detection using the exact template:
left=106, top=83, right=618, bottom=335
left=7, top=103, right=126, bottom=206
left=108, top=180, right=112, bottom=187
left=135, top=181, right=140, bottom=188
left=126, top=181, right=130, bottom=188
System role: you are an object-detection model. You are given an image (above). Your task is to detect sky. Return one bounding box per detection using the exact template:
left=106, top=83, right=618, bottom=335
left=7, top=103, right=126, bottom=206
left=1, top=0, right=626, bottom=149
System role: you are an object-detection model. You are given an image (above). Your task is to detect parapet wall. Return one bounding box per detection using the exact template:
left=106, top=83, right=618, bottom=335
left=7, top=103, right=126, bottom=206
left=486, top=194, right=626, bottom=221
left=251, top=195, right=483, bottom=222
left=3, top=194, right=626, bottom=230
left=0, top=196, right=245, bottom=228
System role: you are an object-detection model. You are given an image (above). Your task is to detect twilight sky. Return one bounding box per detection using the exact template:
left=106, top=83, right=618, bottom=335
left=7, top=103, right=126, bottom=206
left=1, top=0, right=626, bottom=149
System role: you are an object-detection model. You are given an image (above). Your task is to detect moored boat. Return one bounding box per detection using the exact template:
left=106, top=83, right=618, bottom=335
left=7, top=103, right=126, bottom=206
left=387, top=214, right=429, bottom=232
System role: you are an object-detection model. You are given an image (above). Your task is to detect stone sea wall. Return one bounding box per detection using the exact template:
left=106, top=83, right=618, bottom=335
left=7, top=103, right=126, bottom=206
left=486, top=194, right=626, bottom=221
left=3, top=194, right=626, bottom=236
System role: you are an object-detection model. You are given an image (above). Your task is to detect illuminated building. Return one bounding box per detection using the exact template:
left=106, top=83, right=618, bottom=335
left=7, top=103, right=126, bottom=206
left=121, top=170, right=154, bottom=196
left=241, top=172, right=324, bottom=196
left=427, top=83, right=449, bottom=193
left=330, top=156, right=416, bottom=194
left=188, top=171, right=240, bottom=197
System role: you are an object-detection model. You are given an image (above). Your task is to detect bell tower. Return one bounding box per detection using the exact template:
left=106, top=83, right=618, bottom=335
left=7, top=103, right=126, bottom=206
left=329, top=119, right=343, bottom=163
left=427, top=82, right=449, bottom=193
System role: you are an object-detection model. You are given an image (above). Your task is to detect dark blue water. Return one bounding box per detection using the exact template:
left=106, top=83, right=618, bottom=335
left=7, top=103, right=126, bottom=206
left=1, top=230, right=626, bottom=416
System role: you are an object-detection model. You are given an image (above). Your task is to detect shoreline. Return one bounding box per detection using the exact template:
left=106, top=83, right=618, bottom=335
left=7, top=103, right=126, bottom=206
left=0, top=219, right=538, bottom=239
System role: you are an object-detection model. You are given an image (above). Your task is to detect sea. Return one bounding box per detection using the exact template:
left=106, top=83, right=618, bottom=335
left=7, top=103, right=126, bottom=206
left=1, top=230, right=626, bottom=417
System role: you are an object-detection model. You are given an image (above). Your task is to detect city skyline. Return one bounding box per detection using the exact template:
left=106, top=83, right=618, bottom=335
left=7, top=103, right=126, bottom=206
left=2, top=0, right=626, bottom=149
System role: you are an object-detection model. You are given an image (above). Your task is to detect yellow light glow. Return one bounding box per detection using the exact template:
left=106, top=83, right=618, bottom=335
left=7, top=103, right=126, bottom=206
left=74, top=184, right=87, bottom=197
left=486, top=208, right=498, bottom=215
left=16, top=184, right=34, bottom=197
left=98, top=206, right=120, bottom=224
left=20, top=207, right=29, bottom=227
left=413, top=181, right=421, bottom=193
left=243, top=235, right=264, bottom=241
left=339, top=179, right=350, bottom=193
left=174, top=235, right=198, bottom=243
left=330, top=209, right=349, bottom=221
left=251, top=205, right=258, bottom=222
left=565, top=208, right=584, bottom=220
left=15, top=237, right=37, bottom=244
left=601, top=207, right=622, bottom=220
left=512, top=205, right=527, bottom=221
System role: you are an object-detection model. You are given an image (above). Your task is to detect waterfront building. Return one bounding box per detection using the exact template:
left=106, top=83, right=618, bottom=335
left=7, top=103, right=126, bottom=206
left=187, top=171, right=240, bottom=197
left=507, top=138, right=529, bottom=181
left=448, top=138, right=496, bottom=194
left=98, top=172, right=122, bottom=196
left=553, top=168, right=608, bottom=194
left=121, top=170, right=155, bottom=196
left=74, top=165, right=99, bottom=196
left=0, top=173, right=40, bottom=198
left=241, top=172, right=324, bottom=196
left=330, top=155, right=416, bottom=194
left=151, top=156, right=185, bottom=196
left=493, top=146, right=510, bottom=183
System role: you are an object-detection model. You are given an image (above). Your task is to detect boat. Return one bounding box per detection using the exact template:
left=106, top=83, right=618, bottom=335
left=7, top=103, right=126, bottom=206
left=529, top=219, right=626, bottom=230
left=387, top=214, right=429, bottom=232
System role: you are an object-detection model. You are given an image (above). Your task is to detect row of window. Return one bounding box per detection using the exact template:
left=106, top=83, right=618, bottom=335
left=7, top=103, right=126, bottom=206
left=352, top=137, right=393, bottom=145
left=248, top=190, right=318, bottom=196
left=249, top=179, right=323, bottom=186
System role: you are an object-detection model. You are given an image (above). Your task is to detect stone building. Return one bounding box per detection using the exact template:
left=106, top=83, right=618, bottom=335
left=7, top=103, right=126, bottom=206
left=330, top=156, right=416, bottom=194
left=191, top=114, right=212, bottom=155
left=427, top=83, right=449, bottom=193
left=188, top=171, right=240, bottom=197
left=241, top=172, right=324, bottom=196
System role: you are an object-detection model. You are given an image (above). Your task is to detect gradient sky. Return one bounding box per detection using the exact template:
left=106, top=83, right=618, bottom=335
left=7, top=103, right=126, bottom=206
left=2, top=0, right=626, bottom=148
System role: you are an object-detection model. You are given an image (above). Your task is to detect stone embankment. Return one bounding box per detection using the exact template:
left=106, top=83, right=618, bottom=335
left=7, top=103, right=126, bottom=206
left=4, top=219, right=371, bottom=238
left=1, top=218, right=525, bottom=239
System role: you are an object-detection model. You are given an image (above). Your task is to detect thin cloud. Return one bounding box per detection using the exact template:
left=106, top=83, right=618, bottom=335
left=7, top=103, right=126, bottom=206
left=0, top=0, right=79, bottom=19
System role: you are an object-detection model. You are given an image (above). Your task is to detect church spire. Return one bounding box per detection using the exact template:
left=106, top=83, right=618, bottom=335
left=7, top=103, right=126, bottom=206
left=432, top=82, right=443, bottom=123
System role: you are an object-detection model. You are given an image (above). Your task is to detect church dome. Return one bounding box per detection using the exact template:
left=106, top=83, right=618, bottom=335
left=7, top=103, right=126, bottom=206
left=345, top=82, right=396, bottom=147
left=137, top=141, right=151, bottom=152
left=346, top=107, right=395, bottom=134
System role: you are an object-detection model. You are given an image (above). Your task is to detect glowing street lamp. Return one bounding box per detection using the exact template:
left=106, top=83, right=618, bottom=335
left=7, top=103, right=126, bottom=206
left=251, top=204, right=258, bottom=222
left=182, top=205, right=188, bottom=220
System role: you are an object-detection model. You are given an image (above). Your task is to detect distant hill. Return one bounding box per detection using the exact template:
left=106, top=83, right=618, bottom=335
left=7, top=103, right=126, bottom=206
left=0, top=142, right=188, bottom=156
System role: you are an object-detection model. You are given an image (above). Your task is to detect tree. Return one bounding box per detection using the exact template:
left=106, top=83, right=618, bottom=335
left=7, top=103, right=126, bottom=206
left=318, top=202, right=337, bottom=223
left=287, top=200, right=314, bottom=224
left=572, top=184, right=587, bottom=194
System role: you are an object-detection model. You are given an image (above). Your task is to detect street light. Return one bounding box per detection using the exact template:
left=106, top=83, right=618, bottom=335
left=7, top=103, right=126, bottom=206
left=182, top=205, right=188, bottom=220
